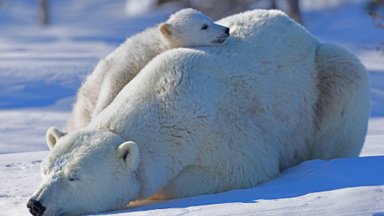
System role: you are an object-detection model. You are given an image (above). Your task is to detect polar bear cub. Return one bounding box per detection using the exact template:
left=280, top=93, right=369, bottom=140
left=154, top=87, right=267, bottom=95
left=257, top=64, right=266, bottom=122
left=66, top=8, right=230, bottom=131
left=91, top=8, right=230, bottom=118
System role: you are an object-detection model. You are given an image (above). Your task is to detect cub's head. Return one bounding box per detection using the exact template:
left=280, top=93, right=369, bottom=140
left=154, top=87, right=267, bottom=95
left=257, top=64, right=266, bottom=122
left=27, top=128, right=141, bottom=216
left=160, top=8, right=230, bottom=47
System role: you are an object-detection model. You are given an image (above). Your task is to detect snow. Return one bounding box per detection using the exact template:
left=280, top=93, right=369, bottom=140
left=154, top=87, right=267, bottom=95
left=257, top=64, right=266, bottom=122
left=0, top=0, right=383, bottom=215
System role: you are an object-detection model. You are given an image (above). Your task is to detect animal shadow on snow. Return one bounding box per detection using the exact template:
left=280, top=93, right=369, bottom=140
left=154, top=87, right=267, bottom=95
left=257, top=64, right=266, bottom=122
left=100, top=156, right=384, bottom=214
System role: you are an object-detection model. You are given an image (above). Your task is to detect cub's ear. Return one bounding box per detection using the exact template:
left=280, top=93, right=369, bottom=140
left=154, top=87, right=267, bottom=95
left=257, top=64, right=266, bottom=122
left=160, top=23, right=172, bottom=37
left=117, top=141, right=140, bottom=170
left=46, top=127, right=66, bottom=150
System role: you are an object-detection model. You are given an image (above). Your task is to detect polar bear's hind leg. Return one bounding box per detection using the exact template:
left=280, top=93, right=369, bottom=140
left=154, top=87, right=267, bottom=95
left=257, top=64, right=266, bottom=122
left=312, top=43, right=370, bottom=159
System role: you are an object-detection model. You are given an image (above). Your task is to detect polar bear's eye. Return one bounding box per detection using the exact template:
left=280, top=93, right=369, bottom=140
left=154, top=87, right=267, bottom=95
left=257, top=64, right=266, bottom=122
left=201, top=24, right=208, bottom=30
left=68, top=174, right=80, bottom=182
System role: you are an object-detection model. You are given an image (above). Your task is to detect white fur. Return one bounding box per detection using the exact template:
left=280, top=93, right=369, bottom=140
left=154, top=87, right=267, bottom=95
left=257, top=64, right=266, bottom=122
left=30, top=9, right=369, bottom=216
left=311, top=43, right=370, bottom=159
left=66, top=8, right=229, bottom=131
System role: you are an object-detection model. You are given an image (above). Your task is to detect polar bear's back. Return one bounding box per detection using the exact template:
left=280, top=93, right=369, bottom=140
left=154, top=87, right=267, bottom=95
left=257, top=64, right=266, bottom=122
left=216, top=10, right=319, bottom=63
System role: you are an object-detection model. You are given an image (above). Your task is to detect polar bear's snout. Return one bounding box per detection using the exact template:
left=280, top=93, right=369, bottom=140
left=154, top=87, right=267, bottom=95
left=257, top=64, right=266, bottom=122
left=212, top=25, right=230, bottom=44
left=27, top=198, right=46, bottom=216
left=225, top=27, right=230, bottom=35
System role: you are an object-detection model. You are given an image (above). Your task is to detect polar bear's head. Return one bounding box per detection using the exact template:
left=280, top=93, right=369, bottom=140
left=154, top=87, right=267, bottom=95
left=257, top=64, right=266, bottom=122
left=27, top=128, right=141, bottom=216
left=160, top=8, right=230, bottom=47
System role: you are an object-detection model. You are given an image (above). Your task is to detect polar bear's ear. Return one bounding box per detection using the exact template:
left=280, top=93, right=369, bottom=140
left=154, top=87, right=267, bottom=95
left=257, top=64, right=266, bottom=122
left=117, top=141, right=140, bottom=170
left=160, top=23, right=172, bottom=37
left=46, top=127, right=66, bottom=150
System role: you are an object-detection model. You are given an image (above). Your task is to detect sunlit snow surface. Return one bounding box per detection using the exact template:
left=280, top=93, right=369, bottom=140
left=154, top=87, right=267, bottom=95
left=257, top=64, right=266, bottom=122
left=0, top=0, right=383, bottom=215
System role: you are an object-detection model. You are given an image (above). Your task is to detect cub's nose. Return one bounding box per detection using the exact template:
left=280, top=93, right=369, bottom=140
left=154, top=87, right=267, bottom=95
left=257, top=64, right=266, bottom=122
left=224, top=27, right=230, bottom=35
left=27, top=199, right=46, bottom=216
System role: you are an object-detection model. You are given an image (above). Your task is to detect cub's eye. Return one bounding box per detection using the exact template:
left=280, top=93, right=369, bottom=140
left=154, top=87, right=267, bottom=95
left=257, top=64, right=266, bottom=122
left=201, top=24, right=208, bottom=30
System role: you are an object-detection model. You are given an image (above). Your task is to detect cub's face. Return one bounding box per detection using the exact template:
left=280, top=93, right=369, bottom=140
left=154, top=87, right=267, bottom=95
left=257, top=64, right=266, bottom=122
left=160, top=8, right=230, bottom=46
left=27, top=128, right=141, bottom=216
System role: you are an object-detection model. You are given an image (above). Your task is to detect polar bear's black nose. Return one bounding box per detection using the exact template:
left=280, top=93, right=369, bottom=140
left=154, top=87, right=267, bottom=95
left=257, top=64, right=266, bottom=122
left=225, top=27, right=230, bottom=35
left=27, top=199, right=46, bottom=216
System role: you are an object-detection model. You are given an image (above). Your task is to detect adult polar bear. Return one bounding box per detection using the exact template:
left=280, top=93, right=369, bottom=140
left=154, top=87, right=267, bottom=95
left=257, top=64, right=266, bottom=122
left=28, top=10, right=369, bottom=216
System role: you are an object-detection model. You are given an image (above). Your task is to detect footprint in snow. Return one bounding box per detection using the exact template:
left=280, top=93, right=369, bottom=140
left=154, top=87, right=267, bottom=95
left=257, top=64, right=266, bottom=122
left=5, top=160, right=41, bottom=169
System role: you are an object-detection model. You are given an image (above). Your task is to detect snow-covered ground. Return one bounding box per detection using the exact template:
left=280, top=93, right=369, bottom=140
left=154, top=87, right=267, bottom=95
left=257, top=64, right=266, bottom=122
left=0, top=0, right=383, bottom=215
